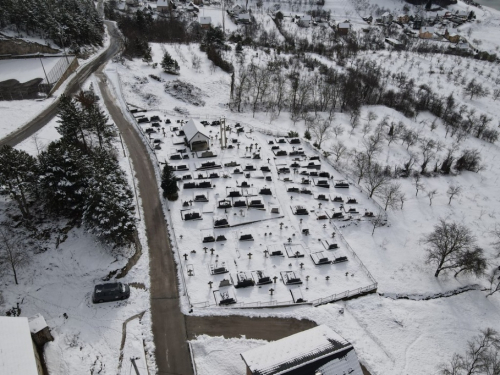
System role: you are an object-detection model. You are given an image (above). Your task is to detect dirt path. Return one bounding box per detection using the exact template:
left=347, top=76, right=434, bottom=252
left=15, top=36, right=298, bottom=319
left=97, top=73, right=194, bottom=375
left=185, top=315, right=317, bottom=341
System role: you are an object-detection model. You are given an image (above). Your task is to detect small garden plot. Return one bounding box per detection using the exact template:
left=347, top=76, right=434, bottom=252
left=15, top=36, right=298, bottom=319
left=157, top=114, right=377, bottom=307
left=181, top=209, right=202, bottom=221
left=290, top=287, right=307, bottom=303
left=311, top=251, right=332, bottom=265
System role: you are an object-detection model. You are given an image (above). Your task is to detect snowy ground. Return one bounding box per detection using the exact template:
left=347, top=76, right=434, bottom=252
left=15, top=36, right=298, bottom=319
left=0, top=56, right=69, bottom=84
left=0, top=77, right=154, bottom=375
left=0, top=24, right=111, bottom=140
left=106, top=34, right=500, bottom=374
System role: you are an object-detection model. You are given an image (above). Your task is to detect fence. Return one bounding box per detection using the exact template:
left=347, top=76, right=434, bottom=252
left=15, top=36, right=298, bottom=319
left=118, top=77, right=380, bottom=310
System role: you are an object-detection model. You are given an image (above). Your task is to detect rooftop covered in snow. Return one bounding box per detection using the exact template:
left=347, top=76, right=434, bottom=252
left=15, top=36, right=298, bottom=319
left=240, top=325, right=361, bottom=375
left=0, top=317, right=41, bottom=375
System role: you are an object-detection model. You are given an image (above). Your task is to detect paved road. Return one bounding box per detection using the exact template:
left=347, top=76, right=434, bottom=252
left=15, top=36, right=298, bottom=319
left=2, top=17, right=374, bottom=375
left=97, top=74, right=194, bottom=375
left=0, top=21, right=122, bottom=148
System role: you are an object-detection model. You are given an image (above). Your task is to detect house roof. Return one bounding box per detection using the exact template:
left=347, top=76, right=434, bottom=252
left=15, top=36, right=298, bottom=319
left=316, top=348, right=364, bottom=375
left=300, top=15, right=312, bottom=21
left=184, top=119, right=209, bottom=143
left=238, top=13, right=250, bottom=20
left=28, top=314, right=48, bottom=334
left=240, top=325, right=354, bottom=375
left=420, top=26, right=434, bottom=33
left=338, top=23, right=351, bottom=28
left=199, top=16, right=211, bottom=25
left=157, top=0, right=169, bottom=7
left=0, top=317, right=40, bottom=375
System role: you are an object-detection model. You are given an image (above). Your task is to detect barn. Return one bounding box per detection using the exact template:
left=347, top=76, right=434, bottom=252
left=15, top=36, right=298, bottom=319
left=183, top=119, right=210, bottom=151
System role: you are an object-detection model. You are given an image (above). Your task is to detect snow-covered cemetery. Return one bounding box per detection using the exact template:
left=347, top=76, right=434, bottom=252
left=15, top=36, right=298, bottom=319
left=2, top=0, right=500, bottom=374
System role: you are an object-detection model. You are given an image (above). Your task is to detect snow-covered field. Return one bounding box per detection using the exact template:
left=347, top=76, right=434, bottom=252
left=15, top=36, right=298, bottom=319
left=106, top=29, right=500, bottom=373
left=0, top=77, right=154, bottom=375
left=0, top=24, right=111, bottom=141
left=0, top=56, right=67, bottom=83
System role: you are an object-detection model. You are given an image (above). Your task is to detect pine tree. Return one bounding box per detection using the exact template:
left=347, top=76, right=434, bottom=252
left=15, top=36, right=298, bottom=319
left=161, top=51, right=180, bottom=75
left=161, top=163, right=179, bottom=200
left=0, top=145, right=39, bottom=219
left=82, top=150, right=136, bottom=246
left=57, top=94, right=89, bottom=152
left=38, top=141, right=89, bottom=217
left=142, top=45, right=152, bottom=65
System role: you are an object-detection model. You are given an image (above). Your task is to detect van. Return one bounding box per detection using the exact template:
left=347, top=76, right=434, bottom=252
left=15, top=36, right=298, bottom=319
left=92, top=283, right=130, bottom=304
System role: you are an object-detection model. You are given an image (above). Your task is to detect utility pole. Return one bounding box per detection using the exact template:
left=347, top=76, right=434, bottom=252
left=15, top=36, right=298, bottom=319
left=130, top=358, right=140, bottom=375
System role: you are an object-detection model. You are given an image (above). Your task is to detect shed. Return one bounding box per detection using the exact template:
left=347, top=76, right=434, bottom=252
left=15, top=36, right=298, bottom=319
left=237, top=12, right=251, bottom=24
left=444, top=28, right=460, bottom=43
left=338, top=22, right=351, bottom=35
left=28, top=314, right=54, bottom=347
left=183, top=119, right=210, bottom=151
left=232, top=4, right=244, bottom=15
left=241, top=325, right=364, bottom=375
left=157, top=0, right=172, bottom=13
left=0, top=317, right=44, bottom=375
left=199, top=16, right=211, bottom=29
left=385, top=37, right=404, bottom=50
left=298, top=15, right=312, bottom=27
left=419, top=26, right=434, bottom=39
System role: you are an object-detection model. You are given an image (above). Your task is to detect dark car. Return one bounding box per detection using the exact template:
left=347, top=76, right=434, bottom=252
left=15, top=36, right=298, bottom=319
left=92, top=282, right=130, bottom=303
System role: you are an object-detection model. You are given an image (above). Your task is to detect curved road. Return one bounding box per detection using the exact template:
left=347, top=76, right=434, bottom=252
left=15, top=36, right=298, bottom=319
left=1, top=18, right=368, bottom=375
left=0, top=21, right=122, bottom=148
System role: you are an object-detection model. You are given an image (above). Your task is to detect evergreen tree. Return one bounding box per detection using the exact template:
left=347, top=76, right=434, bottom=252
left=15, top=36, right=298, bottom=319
left=142, top=45, right=153, bottom=65
left=161, top=163, right=179, bottom=200
left=0, top=146, right=39, bottom=219
left=56, top=94, right=88, bottom=152
left=38, top=141, right=89, bottom=217
left=82, top=150, right=136, bottom=246
left=161, top=51, right=180, bottom=75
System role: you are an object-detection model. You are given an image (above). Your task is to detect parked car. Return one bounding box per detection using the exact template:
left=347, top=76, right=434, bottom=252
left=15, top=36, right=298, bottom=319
left=92, top=282, right=130, bottom=304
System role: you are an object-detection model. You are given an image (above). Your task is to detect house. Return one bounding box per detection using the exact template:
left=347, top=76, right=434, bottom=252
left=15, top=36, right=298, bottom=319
left=444, top=28, right=460, bottom=43
left=157, top=0, right=172, bottom=13
left=241, top=325, right=364, bottom=375
left=186, top=1, right=199, bottom=12
left=397, top=14, right=409, bottom=24
left=381, top=12, right=393, bottom=24
left=338, top=22, right=351, bottom=35
left=231, top=4, right=244, bottom=15
left=413, top=18, right=423, bottom=30
left=419, top=26, right=435, bottom=39
left=199, top=16, right=211, bottom=29
left=183, top=119, right=210, bottom=151
left=237, top=12, right=251, bottom=24
left=29, top=314, right=54, bottom=347
left=385, top=37, right=404, bottom=50
left=0, top=317, right=45, bottom=375
left=298, top=14, right=312, bottom=27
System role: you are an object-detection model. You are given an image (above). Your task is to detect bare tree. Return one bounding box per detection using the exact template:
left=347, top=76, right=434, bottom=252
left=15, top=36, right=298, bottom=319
left=399, top=192, right=407, bottom=210
left=362, top=135, right=383, bottom=166
left=371, top=210, right=386, bottom=236
left=447, top=185, right=462, bottom=205
left=0, top=228, right=30, bottom=285
left=330, top=141, right=347, bottom=162
left=364, top=163, right=391, bottom=198
left=419, top=138, right=436, bottom=174
left=427, top=189, right=438, bottom=206
left=377, top=182, right=403, bottom=211
left=439, top=328, right=500, bottom=375
left=453, top=247, right=488, bottom=278
left=311, top=119, right=332, bottom=149
left=486, top=266, right=500, bottom=297
left=361, top=123, right=371, bottom=138
left=492, top=88, right=500, bottom=101
left=367, top=111, right=378, bottom=126
left=352, top=152, right=369, bottom=184
left=423, top=219, right=476, bottom=277
left=413, top=173, right=424, bottom=196
left=332, top=124, right=345, bottom=138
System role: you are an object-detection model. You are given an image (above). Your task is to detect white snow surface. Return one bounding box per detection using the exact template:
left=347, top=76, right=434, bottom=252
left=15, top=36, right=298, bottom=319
left=0, top=76, right=155, bottom=375
left=106, top=36, right=500, bottom=375
left=28, top=313, right=48, bottom=334
left=0, top=317, right=40, bottom=375
left=0, top=56, right=67, bottom=84
left=241, top=325, right=351, bottom=374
